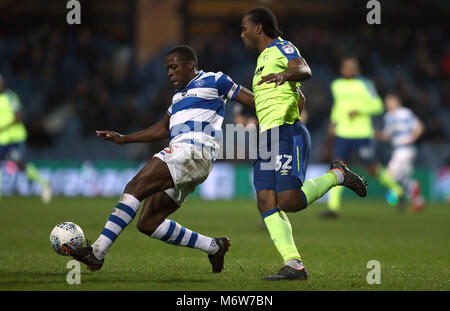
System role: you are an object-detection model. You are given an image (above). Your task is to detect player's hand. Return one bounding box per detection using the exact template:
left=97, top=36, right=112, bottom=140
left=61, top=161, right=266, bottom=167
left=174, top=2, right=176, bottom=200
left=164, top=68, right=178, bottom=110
left=298, top=88, right=305, bottom=105
left=96, top=130, right=125, bottom=145
left=258, top=72, right=286, bottom=88
left=348, top=110, right=359, bottom=119
left=328, top=123, right=336, bottom=136
left=374, top=130, right=384, bottom=141
left=297, top=88, right=305, bottom=110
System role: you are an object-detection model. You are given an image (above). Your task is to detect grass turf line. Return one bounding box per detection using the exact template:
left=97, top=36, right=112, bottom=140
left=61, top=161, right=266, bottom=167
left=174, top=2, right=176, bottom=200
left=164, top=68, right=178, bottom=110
left=0, top=196, right=449, bottom=291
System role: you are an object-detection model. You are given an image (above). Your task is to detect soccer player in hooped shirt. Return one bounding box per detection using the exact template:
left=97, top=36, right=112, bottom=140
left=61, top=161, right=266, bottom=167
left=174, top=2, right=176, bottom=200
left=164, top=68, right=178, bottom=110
left=240, top=7, right=368, bottom=281
left=63, top=46, right=255, bottom=273
left=380, top=92, right=425, bottom=212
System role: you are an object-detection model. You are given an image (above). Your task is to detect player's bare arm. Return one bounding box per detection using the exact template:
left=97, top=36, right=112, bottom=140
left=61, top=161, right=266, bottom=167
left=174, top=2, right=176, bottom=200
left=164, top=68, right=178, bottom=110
left=375, top=129, right=390, bottom=141
left=298, top=88, right=305, bottom=114
left=235, top=86, right=255, bottom=110
left=328, top=122, right=336, bottom=136
left=407, top=120, right=425, bottom=144
left=258, top=58, right=312, bottom=87
left=236, top=83, right=307, bottom=118
left=96, top=113, right=170, bottom=145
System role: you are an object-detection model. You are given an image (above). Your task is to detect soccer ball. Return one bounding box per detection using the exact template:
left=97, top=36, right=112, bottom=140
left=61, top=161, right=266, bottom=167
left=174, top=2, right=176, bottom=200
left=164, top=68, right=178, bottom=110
left=49, top=222, right=85, bottom=256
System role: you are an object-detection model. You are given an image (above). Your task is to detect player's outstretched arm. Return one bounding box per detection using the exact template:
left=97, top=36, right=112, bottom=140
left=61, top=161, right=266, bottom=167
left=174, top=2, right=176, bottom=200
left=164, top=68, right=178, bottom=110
left=96, top=113, right=170, bottom=144
left=96, top=130, right=126, bottom=144
left=235, top=87, right=255, bottom=110
left=258, top=58, right=312, bottom=87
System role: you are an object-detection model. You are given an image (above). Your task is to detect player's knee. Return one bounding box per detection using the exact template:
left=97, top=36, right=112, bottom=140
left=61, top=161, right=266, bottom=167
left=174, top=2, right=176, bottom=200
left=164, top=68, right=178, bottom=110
left=279, top=200, right=305, bottom=213
left=277, top=192, right=306, bottom=213
left=256, top=193, right=276, bottom=215
left=124, top=176, right=148, bottom=200
left=136, top=219, right=157, bottom=236
left=125, top=177, right=140, bottom=193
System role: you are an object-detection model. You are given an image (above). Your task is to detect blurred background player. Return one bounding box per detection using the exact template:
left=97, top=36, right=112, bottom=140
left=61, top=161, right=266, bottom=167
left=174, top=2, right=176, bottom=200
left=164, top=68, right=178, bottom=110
left=321, top=57, right=404, bottom=218
left=378, top=91, right=426, bottom=212
left=0, top=74, right=52, bottom=203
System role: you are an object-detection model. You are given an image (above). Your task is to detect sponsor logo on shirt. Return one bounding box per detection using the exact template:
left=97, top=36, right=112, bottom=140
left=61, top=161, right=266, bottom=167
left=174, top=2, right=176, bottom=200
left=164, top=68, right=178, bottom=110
left=254, top=66, right=265, bottom=76
left=181, top=91, right=197, bottom=97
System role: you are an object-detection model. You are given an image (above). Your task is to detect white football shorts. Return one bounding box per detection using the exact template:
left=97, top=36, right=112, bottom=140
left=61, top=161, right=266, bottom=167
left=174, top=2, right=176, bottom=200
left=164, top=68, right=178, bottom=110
left=153, top=142, right=214, bottom=206
left=388, top=147, right=417, bottom=181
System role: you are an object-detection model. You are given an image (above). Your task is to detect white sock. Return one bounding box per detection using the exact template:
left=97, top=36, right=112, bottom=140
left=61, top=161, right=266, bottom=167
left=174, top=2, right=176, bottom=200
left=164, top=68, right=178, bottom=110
left=150, top=219, right=219, bottom=255
left=92, top=193, right=141, bottom=260
left=330, top=168, right=344, bottom=184
left=286, top=259, right=305, bottom=270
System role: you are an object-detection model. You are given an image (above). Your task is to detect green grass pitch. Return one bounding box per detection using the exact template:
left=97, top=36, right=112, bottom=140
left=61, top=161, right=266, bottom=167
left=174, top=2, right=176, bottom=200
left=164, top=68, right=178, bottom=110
left=0, top=196, right=449, bottom=291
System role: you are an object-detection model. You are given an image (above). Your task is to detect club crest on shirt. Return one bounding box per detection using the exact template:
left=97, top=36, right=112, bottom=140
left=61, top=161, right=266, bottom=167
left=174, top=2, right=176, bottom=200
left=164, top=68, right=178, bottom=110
left=195, top=79, right=205, bottom=87
left=282, top=44, right=295, bottom=54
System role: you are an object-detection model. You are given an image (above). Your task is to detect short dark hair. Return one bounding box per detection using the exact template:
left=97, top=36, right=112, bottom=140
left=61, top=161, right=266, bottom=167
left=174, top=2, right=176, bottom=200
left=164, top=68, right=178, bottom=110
left=385, top=90, right=401, bottom=99
left=245, top=7, right=283, bottom=39
left=167, top=45, right=198, bottom=68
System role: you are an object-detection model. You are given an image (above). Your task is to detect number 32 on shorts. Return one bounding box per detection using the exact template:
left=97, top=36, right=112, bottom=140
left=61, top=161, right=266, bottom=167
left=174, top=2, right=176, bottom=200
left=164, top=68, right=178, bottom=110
left=275, top=154, right=293, bottom=176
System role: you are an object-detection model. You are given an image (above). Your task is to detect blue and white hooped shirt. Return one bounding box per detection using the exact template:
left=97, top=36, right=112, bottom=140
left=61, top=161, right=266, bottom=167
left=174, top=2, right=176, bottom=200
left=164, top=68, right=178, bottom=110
left=168, top=70, right=241, bottom=151
left=383, top=107, right=420, bottom=150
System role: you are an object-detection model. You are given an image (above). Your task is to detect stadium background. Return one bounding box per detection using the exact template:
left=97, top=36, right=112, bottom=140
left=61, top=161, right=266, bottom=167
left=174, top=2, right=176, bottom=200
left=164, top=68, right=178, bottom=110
left=0, top=0, right=449, bottom=202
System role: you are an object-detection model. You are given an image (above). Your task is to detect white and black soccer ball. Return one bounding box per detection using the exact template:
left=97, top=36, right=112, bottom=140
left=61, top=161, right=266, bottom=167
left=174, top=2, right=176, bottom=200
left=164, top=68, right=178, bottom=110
left=49, top=222, right=85, bottom=256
